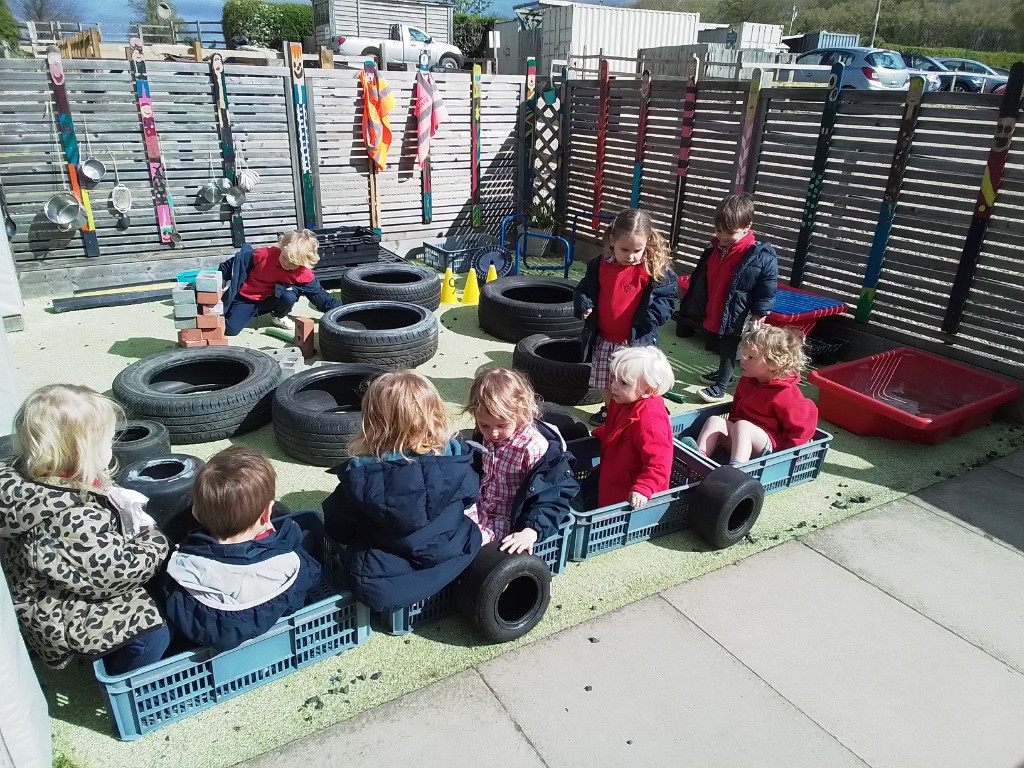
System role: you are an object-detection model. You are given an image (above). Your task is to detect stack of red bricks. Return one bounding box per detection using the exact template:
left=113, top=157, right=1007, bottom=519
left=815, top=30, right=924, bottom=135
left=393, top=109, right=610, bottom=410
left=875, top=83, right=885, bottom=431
left=173, top=269, right=228, bottom=348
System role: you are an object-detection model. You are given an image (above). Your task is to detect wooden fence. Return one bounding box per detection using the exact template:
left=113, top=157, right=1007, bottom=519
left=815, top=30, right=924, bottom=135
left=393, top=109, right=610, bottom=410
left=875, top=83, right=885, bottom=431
left=0, top=56, right=523, bottom=285
left=559, top=72, right=1024, bottom=379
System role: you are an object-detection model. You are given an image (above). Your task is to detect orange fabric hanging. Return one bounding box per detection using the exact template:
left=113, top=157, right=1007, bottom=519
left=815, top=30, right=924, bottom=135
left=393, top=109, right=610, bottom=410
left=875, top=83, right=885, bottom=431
left=359, top=68, right=396, bottom=170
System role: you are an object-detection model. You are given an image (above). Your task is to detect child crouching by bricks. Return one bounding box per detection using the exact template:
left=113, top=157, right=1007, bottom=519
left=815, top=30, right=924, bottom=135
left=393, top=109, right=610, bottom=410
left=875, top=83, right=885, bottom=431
left=219, top=229, right=341, bottom=336
left=162, top=445, right=322, bottom=653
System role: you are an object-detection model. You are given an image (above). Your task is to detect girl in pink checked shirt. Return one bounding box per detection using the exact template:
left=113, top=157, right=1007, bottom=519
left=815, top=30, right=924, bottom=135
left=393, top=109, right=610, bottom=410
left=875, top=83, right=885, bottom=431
left=464, top=370, right=579, bottom=555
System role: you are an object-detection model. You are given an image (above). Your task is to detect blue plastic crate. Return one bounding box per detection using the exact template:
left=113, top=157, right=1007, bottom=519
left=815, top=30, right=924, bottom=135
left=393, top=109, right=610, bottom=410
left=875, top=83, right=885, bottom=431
left=670, top=404, right=833, bottom=494
left=380, top=519, right=572, bottom=635
left=93, top=515, right=371, bottom=741
left=567, top=437, right=716, bottom=561
left=421, top=233, right=498, bottom=274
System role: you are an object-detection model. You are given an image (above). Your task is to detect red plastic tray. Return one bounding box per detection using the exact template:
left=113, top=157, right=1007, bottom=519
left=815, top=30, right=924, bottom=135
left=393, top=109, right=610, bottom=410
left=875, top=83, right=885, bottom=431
left=808, top=347, right=1021, bottom=444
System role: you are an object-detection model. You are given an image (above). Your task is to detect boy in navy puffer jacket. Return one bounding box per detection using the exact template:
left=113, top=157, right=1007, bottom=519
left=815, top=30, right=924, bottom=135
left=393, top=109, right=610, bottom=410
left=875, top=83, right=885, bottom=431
left=163, top=446, right=321, bottom=653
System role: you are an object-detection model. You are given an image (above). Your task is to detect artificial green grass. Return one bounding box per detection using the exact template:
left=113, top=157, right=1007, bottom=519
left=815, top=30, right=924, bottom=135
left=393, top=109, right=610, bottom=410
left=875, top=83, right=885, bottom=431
left=9, top=285, right=1023, bottom=768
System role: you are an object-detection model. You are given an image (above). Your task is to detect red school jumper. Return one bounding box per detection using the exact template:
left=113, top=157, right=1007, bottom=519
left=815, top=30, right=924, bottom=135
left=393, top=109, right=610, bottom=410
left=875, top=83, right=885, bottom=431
left=593, top=394, right=674, bottom=507
left=731, top=373, right=818, bottom=451
left=238, top=246, right=315, bottom=302
left=703, top=230, right=756, bottom=334
left=596, top=260, right=650, bottom=344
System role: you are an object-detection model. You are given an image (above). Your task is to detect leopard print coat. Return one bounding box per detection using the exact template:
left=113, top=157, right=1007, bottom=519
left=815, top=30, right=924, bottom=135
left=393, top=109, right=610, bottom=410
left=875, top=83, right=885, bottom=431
left=0, top=462, right=170, bottom=668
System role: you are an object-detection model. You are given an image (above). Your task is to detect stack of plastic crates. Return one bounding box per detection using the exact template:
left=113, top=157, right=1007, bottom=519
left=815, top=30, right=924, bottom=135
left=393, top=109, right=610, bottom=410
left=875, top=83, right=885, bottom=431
left=315, top=226, right=384, bottom=280
left=380, top=519, right=573, bottom=635
left=93, top=512, right=371, bottom=740
left=567, top=437, right=716, bottom=561
left=421, top=233, right=498, bottom=274
left=670, top=405, right=832, bottom=494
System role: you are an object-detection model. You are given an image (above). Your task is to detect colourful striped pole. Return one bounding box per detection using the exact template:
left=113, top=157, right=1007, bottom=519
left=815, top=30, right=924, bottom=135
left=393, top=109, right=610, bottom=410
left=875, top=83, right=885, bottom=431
left=790, top=61, right=845, bottom=288
left=471, top=64, right=482, bottom=228
left=732, top=67, right=762, bottom=193
left=670, top=55, right=699, bottom=248
left=855, top=76, right=925, bottom=323
left=630, top=69, right=652, bottom=207
left=523, top=57, right=537, bottom=217
left=593, top=57, right=610, bottom=229
left=285, top=42, right=317, bottom=230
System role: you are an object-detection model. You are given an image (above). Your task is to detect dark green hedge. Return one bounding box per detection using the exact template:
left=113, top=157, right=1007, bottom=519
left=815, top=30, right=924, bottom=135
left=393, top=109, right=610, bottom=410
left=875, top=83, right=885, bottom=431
left=455, top=13, right=500, bottom=59
left=890, top=44, right=1024, bottom=70
left=0, top=0, right=20, bottom=52
left=222, top=0, right=312, bottom=49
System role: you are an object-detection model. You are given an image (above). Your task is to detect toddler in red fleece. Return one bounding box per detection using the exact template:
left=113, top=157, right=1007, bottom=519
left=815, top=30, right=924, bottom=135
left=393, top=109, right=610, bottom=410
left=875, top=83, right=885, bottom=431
left=593, top=346, right=676, bottom=509
left=693, top=325, right=818, bottom=463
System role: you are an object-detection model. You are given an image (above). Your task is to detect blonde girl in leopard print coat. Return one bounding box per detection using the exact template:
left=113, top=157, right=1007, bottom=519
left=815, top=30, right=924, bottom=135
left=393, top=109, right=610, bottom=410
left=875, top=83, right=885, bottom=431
left=0, top=385, right=170, bottom=672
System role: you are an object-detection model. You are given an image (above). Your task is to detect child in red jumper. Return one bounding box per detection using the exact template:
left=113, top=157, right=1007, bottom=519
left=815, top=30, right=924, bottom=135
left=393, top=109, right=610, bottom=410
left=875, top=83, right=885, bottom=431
left=574, top=208, right=677, bottom=426
left=677, top=193, right=778, bottom=403
left=220, top=229, right=341, bottom=336
left=593, top=346, right=676, bottom=509
left=694, top=325, right=818, bottom=463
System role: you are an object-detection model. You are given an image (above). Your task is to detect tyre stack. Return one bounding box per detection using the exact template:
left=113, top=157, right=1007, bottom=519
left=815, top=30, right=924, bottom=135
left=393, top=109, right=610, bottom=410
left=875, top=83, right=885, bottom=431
left=478, top=277, right=583, bottom=343
left=339, top=264, right=442, bottom=311
left=513, top=334, right=602, bottom=406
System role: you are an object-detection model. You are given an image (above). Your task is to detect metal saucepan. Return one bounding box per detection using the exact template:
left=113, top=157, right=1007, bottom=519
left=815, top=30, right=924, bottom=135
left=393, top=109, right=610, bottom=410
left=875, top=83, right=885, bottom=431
left=200, top=180, right=223, bottom=204
left=216, top=177, right=234, bottom=193
left=225, top=186, right=246, bottom=208
left=45, top=192, right=84, bottom=229
left=59, top=204, right=89, bottom=233
left=78, top=115, right=107, bottom=183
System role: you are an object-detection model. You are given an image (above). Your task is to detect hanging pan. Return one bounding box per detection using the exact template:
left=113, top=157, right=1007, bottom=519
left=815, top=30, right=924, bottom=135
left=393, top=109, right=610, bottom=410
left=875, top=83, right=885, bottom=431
left=109, top=150, right=132, bottom=214
left=199, top=150, right=224, bottom=204
left=43, top=104, right=85, bottom=229
left=78, top=114, right=107, bottom=183
left=224, top=185, right=246, bottom=208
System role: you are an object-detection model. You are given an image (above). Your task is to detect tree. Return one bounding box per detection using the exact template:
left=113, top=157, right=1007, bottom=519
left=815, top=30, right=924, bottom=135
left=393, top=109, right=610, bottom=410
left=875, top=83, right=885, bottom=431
left=1, top=0, right=20, bottom=48
left=12, top=0, right=81, bottom=21
left=129, top=0, right=176, bottom=25
left=453, top=0, right=491, bottom=14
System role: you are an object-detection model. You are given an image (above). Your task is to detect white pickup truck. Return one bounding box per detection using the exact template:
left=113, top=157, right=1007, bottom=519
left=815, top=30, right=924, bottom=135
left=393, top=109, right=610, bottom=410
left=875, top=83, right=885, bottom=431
left=334, top=23, right=464, bottom=69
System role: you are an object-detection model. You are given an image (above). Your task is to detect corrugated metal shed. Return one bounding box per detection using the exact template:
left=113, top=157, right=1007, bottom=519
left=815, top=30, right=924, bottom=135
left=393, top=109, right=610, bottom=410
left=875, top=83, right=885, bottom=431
left=698, top=23, right=784, bottom=49
left=783, top=30, right=861, bottom=54
left=539, top=1, right=699, bottom=74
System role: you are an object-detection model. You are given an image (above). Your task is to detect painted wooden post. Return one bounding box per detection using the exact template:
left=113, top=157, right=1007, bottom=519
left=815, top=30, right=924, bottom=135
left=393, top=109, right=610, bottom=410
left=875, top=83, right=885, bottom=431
left=556, top=64, right=572, bottom=225
left=744, top=79, right=771, bottom=194
left=790, top=61, right=845, bottom=288
left=45, top=47, right=100, bottom=257
left=592, top=57, right=610, bottom=229
left=191, top=40, right=202, bottom=61
left=471, top=63, right=482, bottom=228
left=285, top=42, right=317, bottom=230
left=320, top=47, right=333, bottom=70
left=523, top=56, right=537, bottom=218
left=128, top=39, right=180, bottom=247
left=670, top=55, right=699, bottom=249
left=942, top=62, right=1024, bottom=335
left=361, top=60, right=382, bottom=235
left=855, top=76, right=925, bottom=324
left=209, top=52, right=244, bottom=247
left=732, top=67, right=762, bottom=193
left=630, top=68, right=651, bottom=208
left=417, top=51, right=433, bottom=225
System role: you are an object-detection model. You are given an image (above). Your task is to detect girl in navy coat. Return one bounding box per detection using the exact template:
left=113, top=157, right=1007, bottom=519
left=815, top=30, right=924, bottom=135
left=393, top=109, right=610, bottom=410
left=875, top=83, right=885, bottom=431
left=464, top=369, right=579, bottom=555
left=574, top=208, right=677, bottom=426
left=322, top=371, right=482, bottom=612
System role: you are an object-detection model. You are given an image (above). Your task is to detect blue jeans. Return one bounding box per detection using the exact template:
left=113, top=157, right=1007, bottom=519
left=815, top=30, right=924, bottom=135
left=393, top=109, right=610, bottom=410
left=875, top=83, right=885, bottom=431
left=224, top=288, right=300, bottom=336
left=103, top=625, right=172, bottom=675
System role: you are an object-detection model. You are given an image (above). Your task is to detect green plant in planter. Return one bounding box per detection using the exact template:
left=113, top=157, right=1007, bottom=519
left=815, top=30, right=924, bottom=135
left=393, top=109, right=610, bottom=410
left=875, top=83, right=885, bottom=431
left=529, top=204, right=557, bottom=231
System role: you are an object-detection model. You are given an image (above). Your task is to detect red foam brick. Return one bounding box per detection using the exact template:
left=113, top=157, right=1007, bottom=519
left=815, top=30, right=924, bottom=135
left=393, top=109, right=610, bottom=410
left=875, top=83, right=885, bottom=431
left=178, top=328, right=203, bottom=343
left=179, top=339, right=208, bottom=348
left=294, top=317, right=315, bottom=344
left=201, top=327, right=226, bottom=341
left=195, top=291, right=220, bottom=305
left=200, top=304, right=224, bottom=316
left=205, top=338, right=229, bottom=346
left=196, top=315, right=226, bottom=331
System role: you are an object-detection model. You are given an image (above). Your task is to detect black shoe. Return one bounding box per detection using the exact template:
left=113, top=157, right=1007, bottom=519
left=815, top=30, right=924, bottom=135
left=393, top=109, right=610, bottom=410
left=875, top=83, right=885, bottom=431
left=698, top=385, right=730, bottom=403
left=699, top=370, right=720, bottom=384
left=589, top=406, right=608, bottom=426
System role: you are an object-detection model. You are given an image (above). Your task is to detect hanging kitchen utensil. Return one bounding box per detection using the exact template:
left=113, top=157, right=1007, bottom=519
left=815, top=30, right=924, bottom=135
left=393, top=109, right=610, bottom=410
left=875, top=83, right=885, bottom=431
left=234, top=139, right=260, bottom=192
left=0, top=185, right=15, bottom=239
left=224, top=185, right=246, bottom=208
left=109, top=149, right=132, bottom=214
left=199, top=149, right=224, bottom=204
left=78, top=114, right=107, bottom=183
left=43, top=100, right=84, bottom=230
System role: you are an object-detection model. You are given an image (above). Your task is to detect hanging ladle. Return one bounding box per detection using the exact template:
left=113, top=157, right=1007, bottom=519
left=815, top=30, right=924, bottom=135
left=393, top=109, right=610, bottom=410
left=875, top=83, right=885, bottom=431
left=78, top=114, right=107, bottom=184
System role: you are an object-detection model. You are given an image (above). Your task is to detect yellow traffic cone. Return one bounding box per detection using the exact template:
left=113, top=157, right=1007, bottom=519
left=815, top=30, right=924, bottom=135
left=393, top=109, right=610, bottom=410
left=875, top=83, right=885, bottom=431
left=462, top=268, right=481, bottom=305
left=440, top=267, right=460, bottom=304
left=485, top=264, right=499, bottom=283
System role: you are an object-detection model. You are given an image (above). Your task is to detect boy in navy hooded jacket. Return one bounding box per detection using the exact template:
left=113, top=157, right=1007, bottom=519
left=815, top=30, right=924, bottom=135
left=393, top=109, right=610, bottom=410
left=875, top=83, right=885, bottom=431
left=163, top=446, right=321, bottom=653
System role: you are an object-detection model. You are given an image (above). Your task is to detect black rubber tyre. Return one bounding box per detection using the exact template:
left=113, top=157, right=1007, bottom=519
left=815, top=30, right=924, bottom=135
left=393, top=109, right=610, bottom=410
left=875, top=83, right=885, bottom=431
left=272, top=363, right=388, bottom=466
left=513, top=333, right=602, bottom=406
left=439, top=54, right=460, bottom=69
left=689, top=465, right=765, bottom=550
left=339, top=263, right=442, bottom=311
left=112, top=347, right=281, bottom=444
left=319, top=301, right=439, bottom=369
left=112, top=420, right=171, bottom=469
left=539, top=402, right=589, bottom=441
left=478, top=277, right=582, bottom=343
left=118, top=454, right=205, bottom=543
left=456, top=542, right=551, bottom=643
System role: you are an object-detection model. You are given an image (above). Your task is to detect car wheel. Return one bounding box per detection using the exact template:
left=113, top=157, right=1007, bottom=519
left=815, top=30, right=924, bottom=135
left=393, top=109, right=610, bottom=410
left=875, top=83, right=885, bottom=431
left=953, top=82, right=970, bottom=92
left=689, top=465, right=765, bottom=550
left=439, top=54, right=459, bottom=69
left=456, top=542, right=551, bottom=643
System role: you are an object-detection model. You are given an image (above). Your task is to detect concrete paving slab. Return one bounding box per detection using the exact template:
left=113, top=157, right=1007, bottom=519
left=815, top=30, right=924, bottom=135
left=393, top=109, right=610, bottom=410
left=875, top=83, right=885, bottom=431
left=243, top=670, right=546, bottom=768
left=663, top=541, right=1024, bottom=768
left=909, top=465, right=1024, bottom=552
left=804, top=499, right=1024, bottom=674
left=478, top=595, right=868, bottom=768
left=992, top=449, right=1024, bottom=479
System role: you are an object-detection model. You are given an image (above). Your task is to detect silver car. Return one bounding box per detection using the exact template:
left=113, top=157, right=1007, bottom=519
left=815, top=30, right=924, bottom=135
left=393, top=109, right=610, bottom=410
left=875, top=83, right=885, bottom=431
left=794, top=47, right=912, bottom=90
